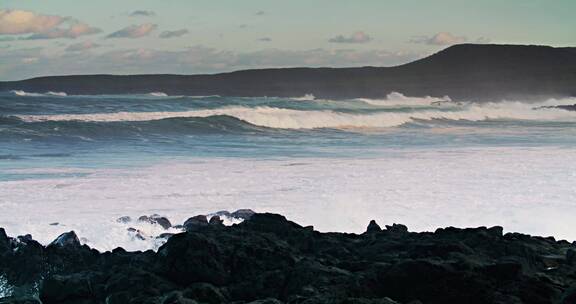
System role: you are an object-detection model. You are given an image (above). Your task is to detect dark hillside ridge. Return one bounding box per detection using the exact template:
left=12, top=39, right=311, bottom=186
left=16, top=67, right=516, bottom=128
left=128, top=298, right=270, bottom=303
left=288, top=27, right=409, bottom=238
left=1, top=44, right=575, bottom=101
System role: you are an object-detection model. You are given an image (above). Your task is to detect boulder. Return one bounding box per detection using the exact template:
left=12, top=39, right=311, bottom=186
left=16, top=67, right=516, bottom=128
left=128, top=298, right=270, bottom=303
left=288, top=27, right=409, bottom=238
left=183, top=215, right=209, bottom=231
left=231, top=209, right=256, bottom=220
left=48, top=231, right=81, bottom=248
left=209, top=216, right=224, bottom=226
left=138, top=215, right=172, bottom=229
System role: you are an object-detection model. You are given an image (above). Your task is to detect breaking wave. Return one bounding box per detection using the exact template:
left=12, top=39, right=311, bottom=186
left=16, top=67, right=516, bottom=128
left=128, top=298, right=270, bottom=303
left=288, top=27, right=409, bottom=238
left=13, top=99, right=576, bottom=130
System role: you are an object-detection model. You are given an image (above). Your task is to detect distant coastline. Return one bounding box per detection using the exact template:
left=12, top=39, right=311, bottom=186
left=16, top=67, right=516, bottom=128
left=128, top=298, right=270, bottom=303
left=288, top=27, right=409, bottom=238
left=1, top=44, right=575, bottom=101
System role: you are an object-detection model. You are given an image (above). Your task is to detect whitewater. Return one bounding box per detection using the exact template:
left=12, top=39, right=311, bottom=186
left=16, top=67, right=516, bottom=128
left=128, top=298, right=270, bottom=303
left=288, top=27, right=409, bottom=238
left=1, top=91, right=575, bottom=251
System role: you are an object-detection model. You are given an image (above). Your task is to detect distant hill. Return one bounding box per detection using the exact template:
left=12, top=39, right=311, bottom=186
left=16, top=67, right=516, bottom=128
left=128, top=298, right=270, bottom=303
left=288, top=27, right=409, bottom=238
left=1, top=44, right=575, bottom=101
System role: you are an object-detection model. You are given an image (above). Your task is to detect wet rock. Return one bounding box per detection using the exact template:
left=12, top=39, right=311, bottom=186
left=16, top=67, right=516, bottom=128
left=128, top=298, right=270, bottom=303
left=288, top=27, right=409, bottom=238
left=246, top=299, right=283, bottom=304
left=2, top=212, right=576, bottom=303
left=157, top=233, right=175, bottom=239
left=183, top=215, right=209, bottom=231
left=116, top=216, right=131, bottom=224
left=182, top=282, right=227, bottom=304
left=139, top=214, right=172, bottom=229
left=209, top=216, right=224, bottom=226
left=127, top=227, right=147, bottom=241
left=48, top=231, right=80, bottom=248
left=366, top=220, right=381, bottom=233
left=230, top=209, right=256, bottom=220
left=0, top=297, right=42, bottom=304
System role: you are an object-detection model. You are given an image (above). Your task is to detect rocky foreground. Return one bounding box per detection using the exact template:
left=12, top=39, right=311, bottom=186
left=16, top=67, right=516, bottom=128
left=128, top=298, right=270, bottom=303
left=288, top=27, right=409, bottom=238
left=2, top=212, right=576, bottom=304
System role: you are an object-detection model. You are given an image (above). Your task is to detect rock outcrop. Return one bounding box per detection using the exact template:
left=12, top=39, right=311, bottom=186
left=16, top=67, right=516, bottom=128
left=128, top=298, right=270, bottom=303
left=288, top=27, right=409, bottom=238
left=1, top=213, right=576, bottom=303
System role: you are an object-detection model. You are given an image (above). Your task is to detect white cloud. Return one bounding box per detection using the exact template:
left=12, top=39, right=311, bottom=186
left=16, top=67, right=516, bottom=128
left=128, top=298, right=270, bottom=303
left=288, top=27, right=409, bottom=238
left=65, top=41, right=101, bottom=52
left=0, top=9, right=101, bottom=39
left=329, top=31, right=372, bottom=44
left=107, top=23, right=157, bottom=39
left=410, top=32, right=467, bottom=46
left=159, top=29, right=189, bottom=39
left=130, top=10, right=155, bottom=17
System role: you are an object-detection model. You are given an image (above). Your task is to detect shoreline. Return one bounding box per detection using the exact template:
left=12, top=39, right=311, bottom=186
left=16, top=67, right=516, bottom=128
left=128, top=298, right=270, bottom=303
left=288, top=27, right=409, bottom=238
left=2, top=211, right=576, bottom=303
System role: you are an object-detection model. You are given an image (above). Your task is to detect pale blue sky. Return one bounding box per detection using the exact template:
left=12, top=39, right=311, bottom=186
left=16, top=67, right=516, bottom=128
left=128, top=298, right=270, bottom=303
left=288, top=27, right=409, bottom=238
left=1, top=0, right=575, bottom=80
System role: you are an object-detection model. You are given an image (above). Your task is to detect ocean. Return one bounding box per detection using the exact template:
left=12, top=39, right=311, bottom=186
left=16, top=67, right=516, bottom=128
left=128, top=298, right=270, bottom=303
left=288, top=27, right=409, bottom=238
left=1, top=90, right=575, bottom=251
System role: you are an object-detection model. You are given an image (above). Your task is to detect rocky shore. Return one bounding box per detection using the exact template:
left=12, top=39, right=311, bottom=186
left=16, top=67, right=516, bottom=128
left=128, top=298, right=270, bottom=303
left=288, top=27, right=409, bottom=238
left=2, top=211, right=576, bottom=304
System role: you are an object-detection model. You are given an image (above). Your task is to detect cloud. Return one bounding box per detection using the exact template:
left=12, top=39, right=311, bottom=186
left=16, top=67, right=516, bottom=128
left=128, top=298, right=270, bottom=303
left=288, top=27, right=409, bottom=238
left=107, top=23, right=157, bottom=39
left=255, top=11, right=265, bottom=16
left=258, top=37, right=272, bottom=42
left=0, top=9, right=101, bottom=39
left=159, top=29, right=189, bottom=39
left=329, top=31, right=372, bottom=44
left=410, top=32, right=467, bottom=46
left=130, top=10, right=155, bottom=17
left=65, top=41, right=101, bottom=52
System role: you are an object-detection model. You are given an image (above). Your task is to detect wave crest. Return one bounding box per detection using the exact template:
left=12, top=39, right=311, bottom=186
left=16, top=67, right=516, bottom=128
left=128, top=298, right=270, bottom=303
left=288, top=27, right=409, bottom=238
left=13, top=98, right=576, bottom=130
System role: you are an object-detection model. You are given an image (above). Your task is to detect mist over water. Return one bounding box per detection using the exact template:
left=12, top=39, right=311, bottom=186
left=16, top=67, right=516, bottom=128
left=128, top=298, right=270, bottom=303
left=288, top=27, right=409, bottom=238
left=1, top=91, right=575, bottom=250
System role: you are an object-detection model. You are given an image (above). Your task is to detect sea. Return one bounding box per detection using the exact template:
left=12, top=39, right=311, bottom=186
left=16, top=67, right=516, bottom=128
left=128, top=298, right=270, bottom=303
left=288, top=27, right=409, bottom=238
left=0, top=90, right=575, bottom=251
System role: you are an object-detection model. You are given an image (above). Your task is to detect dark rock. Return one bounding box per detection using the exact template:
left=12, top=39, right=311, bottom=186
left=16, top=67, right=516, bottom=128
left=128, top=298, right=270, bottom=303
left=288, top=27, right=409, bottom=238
left=182, top=282, right=227, bottom=304
left=17, top=235, right=33, bottom=243
left=2, top=212, right=576, bottom=303
left=183, top=215, right=209, bottom=231
left=48, top=231, right=80, bottom=248
left=246, top=299, right=283, bottom=304
left=157, top=233, right=175, bottom=239
left=366, top=220, right=381, bottom=233
left=384, top=223, right=408, bottom=234
left=0, top=297, right=42, bottom=304
left=139, top=214, right=172, bottom=229
left=231, top=209, right=256, bottom=220
left=116, top=216, right=131, bottom=223
left=49, top=222, right=59, bottom=226
left=209, top=216, right=224, bottom=226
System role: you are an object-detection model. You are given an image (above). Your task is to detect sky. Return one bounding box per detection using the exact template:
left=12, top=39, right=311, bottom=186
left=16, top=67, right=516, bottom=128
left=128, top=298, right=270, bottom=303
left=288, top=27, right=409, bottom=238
left=0, top=0, right=575, bottom=80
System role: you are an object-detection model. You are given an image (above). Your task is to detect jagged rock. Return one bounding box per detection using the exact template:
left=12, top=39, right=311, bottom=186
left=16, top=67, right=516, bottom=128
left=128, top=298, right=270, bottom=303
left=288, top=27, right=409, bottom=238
left=384, top=223, right=408, bottom=234
left=366, top=220, right=381, bottom=233
left=230, top=209, right=256, bottom=220
left=183, top=215, right=209, bottom=231
left=48, top=231, right=80, bottom=248
left=2, top=212, right=576, bottom=303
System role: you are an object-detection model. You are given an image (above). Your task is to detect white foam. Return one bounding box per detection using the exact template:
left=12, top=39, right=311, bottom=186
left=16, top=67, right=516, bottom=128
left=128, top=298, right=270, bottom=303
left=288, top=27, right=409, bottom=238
left=46, top=91, right=67, bottom=97
left=149, top=92, right=168, bottom=97
left=1, top=147, right=575, bottom=251
left=0, top=275, right=13, bottom=298
left=15, top=98, right=576, bottom=129
left=10, top=90, right=67, bottom=97
left=290, top=94, right=316, bottom=101
left=356, top=92, right=451, bottom=106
